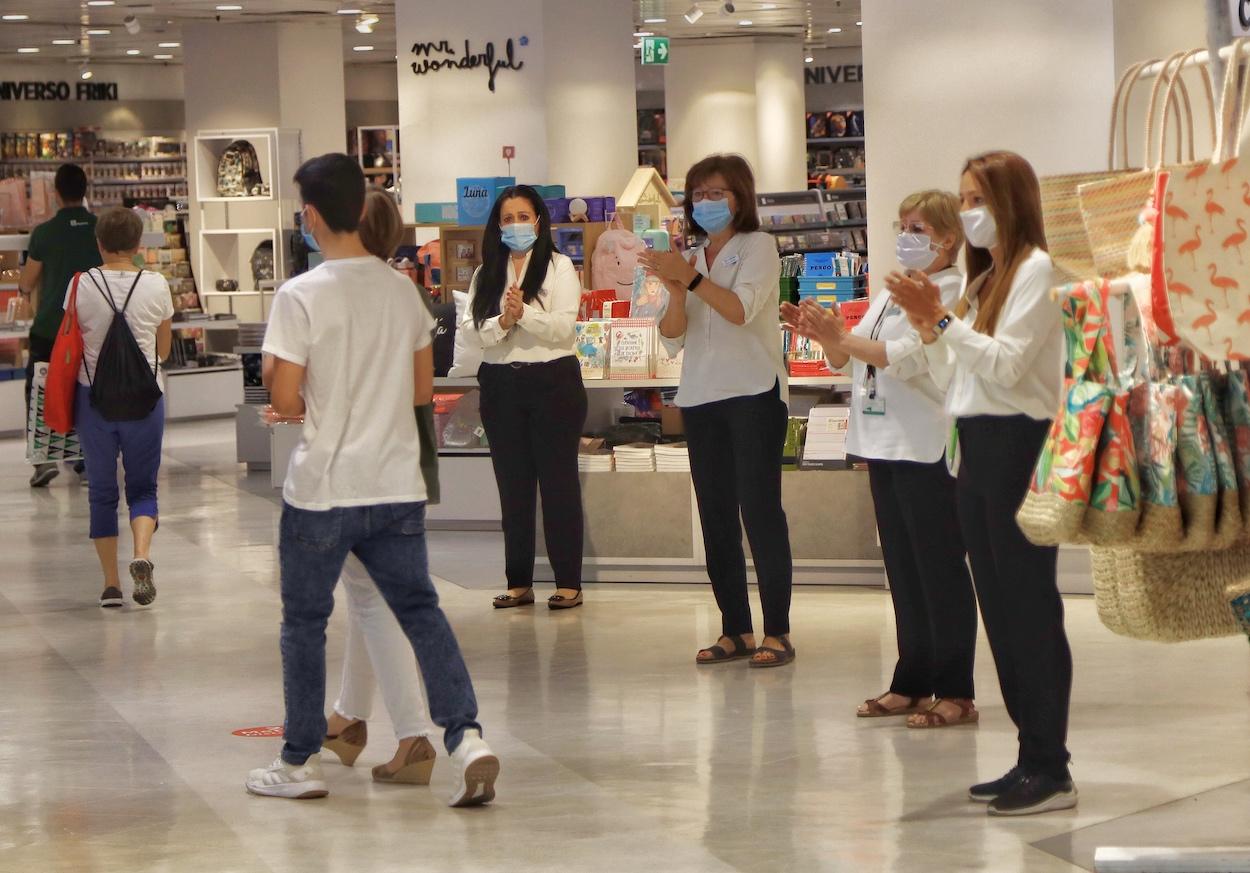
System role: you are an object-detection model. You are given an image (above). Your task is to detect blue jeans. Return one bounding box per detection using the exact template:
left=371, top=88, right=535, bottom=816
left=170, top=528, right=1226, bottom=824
left=74, top=383, right=164, bottom=539
left=278, top=501, right=482, bottom=765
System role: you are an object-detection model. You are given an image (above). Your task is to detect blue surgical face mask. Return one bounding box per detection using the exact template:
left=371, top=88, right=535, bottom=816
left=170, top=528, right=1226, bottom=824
left=300, top=209, right=320, bottom=253
left=692, top=199, right=733, bottom=234
left=501, top=222, right=538, bottom=252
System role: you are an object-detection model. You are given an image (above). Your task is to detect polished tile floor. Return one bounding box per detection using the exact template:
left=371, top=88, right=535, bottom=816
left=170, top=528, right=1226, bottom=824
left=3, top=419, right=1250, bottom=873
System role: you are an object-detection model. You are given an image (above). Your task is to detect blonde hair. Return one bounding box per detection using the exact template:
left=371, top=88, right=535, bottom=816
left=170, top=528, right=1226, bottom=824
left=898, top=189, right=964, bottom=251
left=359, top=190, right=404, bottom=261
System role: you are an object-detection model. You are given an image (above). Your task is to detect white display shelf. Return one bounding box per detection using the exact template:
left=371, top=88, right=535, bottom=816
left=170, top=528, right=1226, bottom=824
left=197, top=195, right=276, bottom=204
left=433, top=374, right=851, bottom=390
left=165, top=363, right=242, bottom=376
left=201, top=227, right=276, bottom=235
left=193, top=131, right=277, bottom=202
left=172, top=317, right=238, bottom=332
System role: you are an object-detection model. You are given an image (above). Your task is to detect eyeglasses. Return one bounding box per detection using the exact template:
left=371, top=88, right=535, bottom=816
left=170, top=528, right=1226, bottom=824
left=691, top=188, right=729, bottom=202
left=892, top=220, right=928, bottom=234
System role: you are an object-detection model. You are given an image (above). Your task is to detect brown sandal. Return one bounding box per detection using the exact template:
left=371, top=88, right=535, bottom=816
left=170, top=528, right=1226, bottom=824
left=857, top=694, right=933, bottom=719
left=907, top=698, right=979, bottom=729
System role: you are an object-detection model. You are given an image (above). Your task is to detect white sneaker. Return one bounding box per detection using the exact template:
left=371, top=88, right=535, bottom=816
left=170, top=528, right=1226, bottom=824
left=245, top=754, right=328, bottom=799
left=448, top=730, right=499, bottom=808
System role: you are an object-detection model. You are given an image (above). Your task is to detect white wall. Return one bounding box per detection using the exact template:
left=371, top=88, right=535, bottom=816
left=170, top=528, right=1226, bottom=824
left=1112, top=0, right=1214, bottom=167
left=277, top=21, right=347, bottom=158
left=541, top=0, right=639, bottom=197
left=861, top=0, right=1117, bottom=280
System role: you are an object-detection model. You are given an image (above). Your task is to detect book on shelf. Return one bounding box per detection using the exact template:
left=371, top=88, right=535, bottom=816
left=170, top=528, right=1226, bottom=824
left=575, top=320, right=609, bottom=379
left=609, top=318, right=655, bottom=380
left=801, top=405, right=851, bottom=469
left=654, top=328, right=683, bottom=379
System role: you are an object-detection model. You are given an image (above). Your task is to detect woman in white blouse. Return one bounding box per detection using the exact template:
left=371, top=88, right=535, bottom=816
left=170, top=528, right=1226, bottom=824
left=890, top=151, right=1072, bottom=817
left=783, top=190, right=977, bottom=730
left=641, top=154, right=794, bottom=668
left=459, top=185, right=588, bottom=610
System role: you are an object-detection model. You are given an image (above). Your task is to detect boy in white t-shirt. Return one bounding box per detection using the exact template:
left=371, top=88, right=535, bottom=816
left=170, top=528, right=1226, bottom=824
left=246, top=154, right=498, bottom=806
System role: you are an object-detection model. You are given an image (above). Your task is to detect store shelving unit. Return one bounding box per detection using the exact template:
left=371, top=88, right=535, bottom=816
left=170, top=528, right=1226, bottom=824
left=757, top=190, right=867, bottom=256
left=355, top=125, right=399, bottom=188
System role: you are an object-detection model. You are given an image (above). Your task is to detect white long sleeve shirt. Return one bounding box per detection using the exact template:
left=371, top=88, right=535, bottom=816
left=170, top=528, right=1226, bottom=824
left=830, top=266, right=962, bottom=463
left=925, top=247, right=1063, bottom=421
left=458, top=251, right=580, bottom=364
left=659, top=230, right=786, bottom=407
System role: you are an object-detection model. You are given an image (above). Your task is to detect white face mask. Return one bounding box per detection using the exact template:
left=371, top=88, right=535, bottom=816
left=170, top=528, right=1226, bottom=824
left=896, top=232, right=940, bottom=272
left=961, top=206, right=998, bottom=249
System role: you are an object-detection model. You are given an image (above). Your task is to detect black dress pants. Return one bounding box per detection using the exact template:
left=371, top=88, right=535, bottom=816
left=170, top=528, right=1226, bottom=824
left=682, top=381, right=793, bottom=638
left=478, top=357, right=587, bottom=591
left=867, top=458, right=976, bottom=700
left=957, top=415, right=1072, bottom=780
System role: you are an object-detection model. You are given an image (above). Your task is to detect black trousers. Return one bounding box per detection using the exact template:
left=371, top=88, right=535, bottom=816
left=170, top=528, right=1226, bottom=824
left=683, top=381, right=793, bottom=638
left=867, top=458, right=977, bottom=700
left=478, top=357, right=587, bottom=591
left=957, top=415, right=1072, bottom=780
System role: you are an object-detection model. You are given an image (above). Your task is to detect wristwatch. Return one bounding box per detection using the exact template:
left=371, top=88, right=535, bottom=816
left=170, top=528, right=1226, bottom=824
left=686, top=273, right=704, bottom=293
left=933, top=313, right=954, bottom=335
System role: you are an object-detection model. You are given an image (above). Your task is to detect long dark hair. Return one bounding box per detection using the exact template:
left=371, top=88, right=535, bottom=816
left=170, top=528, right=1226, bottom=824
left=471, top=185, right=557, bottom=328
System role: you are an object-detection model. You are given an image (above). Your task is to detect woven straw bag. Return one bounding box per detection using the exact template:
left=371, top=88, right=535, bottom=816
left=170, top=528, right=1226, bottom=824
left=1223, top=368, right=1250, bottom=535
left=1174, top=372, right=1219, bottom=550
left=1092, top=543, right=1246, bottom=641
left=1201, top=372, right=1243, bottom=549
left=1090, top=545, right=1129, bottom=635
left=1078, top=51, right=1213, bottom=278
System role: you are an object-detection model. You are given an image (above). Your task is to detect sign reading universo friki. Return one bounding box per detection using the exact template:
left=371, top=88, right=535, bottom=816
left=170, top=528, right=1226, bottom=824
left=0, top=80, right=119, bottom=101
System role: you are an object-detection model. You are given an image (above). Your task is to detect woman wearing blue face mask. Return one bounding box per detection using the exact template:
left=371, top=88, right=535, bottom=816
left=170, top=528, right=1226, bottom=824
left=460, top=185, right=588, bottom=610
left=641, top=154, right=794, bottom=668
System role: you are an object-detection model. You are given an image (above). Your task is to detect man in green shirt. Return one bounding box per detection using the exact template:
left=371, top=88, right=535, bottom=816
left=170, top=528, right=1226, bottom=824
left=19, top=164, right=103, bottom=487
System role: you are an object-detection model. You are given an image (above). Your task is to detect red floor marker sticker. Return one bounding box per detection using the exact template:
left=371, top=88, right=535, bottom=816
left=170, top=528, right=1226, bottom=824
left=232, top=726, right=284, bottom=738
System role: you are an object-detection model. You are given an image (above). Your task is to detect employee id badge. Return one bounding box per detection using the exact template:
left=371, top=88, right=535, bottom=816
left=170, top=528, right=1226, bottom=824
left=860, top=371, right=886, bottom=416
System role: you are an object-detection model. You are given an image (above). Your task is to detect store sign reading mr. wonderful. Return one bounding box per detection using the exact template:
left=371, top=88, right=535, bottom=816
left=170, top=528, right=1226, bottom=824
left=409, top=37, right=526, bottom=93
left=0, top=80, right=119, bottom=101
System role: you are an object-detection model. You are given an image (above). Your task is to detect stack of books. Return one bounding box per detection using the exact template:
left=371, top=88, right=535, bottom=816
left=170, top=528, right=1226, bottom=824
left=801, top=405, right=851, bottom=469
left=654, top=442, right=691, bottom=472
left=612, top=443, right=656, bottom=472
left=578, top=451, right=614, bottom=472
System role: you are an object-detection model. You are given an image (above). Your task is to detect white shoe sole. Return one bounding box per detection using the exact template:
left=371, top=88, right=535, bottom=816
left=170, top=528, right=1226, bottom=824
left=449, top=754, right=499, bottom=807
left=99, top=597, right=124, bottom=609
left=129, top=561, right=156, bottom=606
left=988, top=789, right=1078, bottom=817
left=245, top=779, right=329, bottom=800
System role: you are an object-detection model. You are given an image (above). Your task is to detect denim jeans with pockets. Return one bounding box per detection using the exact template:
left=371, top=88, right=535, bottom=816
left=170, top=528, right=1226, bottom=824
left=278, top=501, right=481, bottom=765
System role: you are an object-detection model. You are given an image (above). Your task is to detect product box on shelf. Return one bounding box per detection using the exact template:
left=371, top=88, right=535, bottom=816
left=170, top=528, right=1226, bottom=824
left=609, top=318, right=655, bottom=380
left=415, top=202, right=457, bottom=224
left=579, top=289, right=617, bottom=320
left=785, top=329, right=834, bottom=377
left=655, top=337, right=683, bottom=379
left=456, top=176, right=515, bottom=226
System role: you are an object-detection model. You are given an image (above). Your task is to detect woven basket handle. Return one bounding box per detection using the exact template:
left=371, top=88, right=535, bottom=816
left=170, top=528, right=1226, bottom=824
left=1156, top=48, right=1219, bottom=166
left=1214, top=38, right=1250, bottom=162
left=1111, top=59, right=1154, bottom=170
left=1149, top=51, right=1198, bottom=169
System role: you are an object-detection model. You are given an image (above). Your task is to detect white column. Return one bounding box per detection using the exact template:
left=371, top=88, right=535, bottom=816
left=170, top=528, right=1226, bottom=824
left=664, top=36, right=806, bottom=191
left=753, top=37, right=808, bottom=192
left=277, top=22, right=347, bottom=159
left=861, top=0, right=1116, bottom=280
left=665, top=39, right=760, bottom=188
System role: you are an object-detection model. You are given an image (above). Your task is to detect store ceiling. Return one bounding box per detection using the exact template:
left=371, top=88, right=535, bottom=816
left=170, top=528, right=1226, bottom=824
left=0, top=0, right=859, bottom=66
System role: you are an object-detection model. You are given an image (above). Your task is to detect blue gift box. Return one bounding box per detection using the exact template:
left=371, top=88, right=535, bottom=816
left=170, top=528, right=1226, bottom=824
left=456, top=177, right=515, bottom=226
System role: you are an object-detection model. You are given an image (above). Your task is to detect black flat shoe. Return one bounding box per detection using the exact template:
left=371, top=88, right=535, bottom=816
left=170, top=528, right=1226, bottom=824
left=749, top=637, right=796, bottom=668
left=548, top=591, right=583, bottom=610
left=492, top=590, right=535, bottom=609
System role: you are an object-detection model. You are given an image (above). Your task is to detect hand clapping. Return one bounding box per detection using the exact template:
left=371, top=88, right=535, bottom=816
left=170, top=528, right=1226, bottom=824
left=883, top=270, right=946, bottom=333
left=500, top=284, right=525, bottom=329
left=780, top=298, right=846, bottom=350
left=638, top=248, right=698, bottom=292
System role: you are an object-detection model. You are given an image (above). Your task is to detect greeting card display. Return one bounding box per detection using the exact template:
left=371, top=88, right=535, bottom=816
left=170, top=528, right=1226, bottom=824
left=575, top=320, right=609, bottom=380
left=609, top=318, right=655, bottom=380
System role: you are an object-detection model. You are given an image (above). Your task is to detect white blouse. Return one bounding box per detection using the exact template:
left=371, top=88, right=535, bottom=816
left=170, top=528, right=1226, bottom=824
left=833, top=267, right=963, bottom=463
left=925, top=247, right=1063, bottom=421
left=660, top=231, right=785, bottom=408
left=459, top=250, right=580, bottom=365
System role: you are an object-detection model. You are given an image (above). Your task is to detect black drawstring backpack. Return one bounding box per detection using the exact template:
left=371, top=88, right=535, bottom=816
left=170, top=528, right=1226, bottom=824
left=84, top=269, right=163, bottom=421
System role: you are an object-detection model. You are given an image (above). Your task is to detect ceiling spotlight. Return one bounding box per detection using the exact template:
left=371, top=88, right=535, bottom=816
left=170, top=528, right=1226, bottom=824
left=154, top=53, right=173, bottom=60
left=829, top=26, right=842, bottom=33
left=634, top=31, right=654, bottom=37
left=355, top=13, right=379, bottom=33
left=644, top=18, right=666, bottom=23
left=761, top=2, right=777, bottom=8
left=158, top=41, right=180, bottom=48
left=216, top=4, right=243, bottom=10
left=18, top=47, right=39, bottom=54
left=2, top=14, right=29, bottom=21
left=52, top=39, right=76, bottom=45
left=683, top=4, right=704, bottom=24
left=738, top=19, right=752, bottom=26
left=352, top=45, right=374, bottom=52
left=87, top=0, right=115, bottom=5
left=856, top=20, right=863, bottom=26
left=336, top=7, right=363, bottom=12
left=126, top=49, right=141, bottom=55
left=123, top=15, right=141, bottom=35
left=86, top=29, right=111, bottom=35
left=804, top=56, right=814, bottom=63
left=81, top=69, right=94, bottom=80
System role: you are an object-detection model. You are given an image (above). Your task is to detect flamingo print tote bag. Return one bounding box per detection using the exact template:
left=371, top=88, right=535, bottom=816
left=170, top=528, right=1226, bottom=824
left=1164, top=39, right=1250, bottom=361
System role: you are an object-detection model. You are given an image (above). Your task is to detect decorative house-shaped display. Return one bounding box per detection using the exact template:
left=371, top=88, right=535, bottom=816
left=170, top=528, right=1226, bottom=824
left=617, top=166, right=677, bottom=233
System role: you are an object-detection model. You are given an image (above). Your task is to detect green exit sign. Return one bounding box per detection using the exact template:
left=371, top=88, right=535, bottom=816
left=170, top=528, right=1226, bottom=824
left=641, top=36, right=670, bottom=65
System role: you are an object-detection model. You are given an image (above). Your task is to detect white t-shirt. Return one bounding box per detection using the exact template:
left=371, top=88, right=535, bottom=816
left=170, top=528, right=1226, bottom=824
left=836, top=267, right=963, bottom=463
left=71, top=269, right=174, bottom=388
left=659, top=231, right=786, bottom=407
left=262, top=256, right=435, bottom=510
left=926, top=248, right=1063, bottom=421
